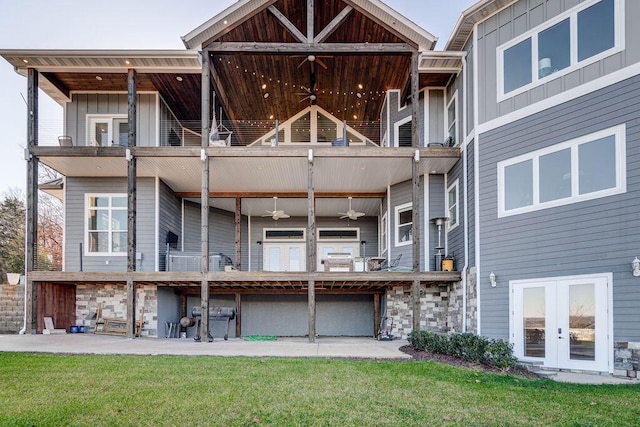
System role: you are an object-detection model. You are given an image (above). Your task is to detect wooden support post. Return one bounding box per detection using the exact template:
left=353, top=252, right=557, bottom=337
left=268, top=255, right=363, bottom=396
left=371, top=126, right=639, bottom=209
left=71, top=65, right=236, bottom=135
left=126, top=278, right=136, bottom=338
left=127, top=69, right=137, bottom=272
left=200, top=52, right=211, bottom=341
left=307, top=150, right=316, bottom=343
left=373, top=293, right=380, bottom=338
left=126, top=69, right=137, bottom=338
left=235, top=293, right=241, bottom=338
left=25, top=68, right=39, bottom=334
left=235, top=197, right=241, bottom=270
left=412, top=279, right=421, bottom=332
left=411, top=52, right=421, bottom=273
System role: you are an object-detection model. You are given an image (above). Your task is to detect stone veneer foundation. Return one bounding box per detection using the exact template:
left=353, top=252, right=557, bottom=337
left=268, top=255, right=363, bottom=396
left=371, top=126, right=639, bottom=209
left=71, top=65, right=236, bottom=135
left=75, top=284, right=158, bottom=337
left=614, top=342, right=640, bottom=378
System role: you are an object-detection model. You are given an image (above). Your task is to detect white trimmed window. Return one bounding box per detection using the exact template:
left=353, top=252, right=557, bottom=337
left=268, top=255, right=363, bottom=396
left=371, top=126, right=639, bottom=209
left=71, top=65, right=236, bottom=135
left=394, top=203, right=412, bottom=247
left=498, top=0, right=623, bottom=100
left=498, top=125, right=626, bottom=217
left=85, top=194, right=128, bottom=255
left=446, top=92, right=457, bottom=146
left=446, top=180, right=459, bottom=230
left=87, top=115, right=128, bottom=146
left=394, top=116, right=412, bottom=147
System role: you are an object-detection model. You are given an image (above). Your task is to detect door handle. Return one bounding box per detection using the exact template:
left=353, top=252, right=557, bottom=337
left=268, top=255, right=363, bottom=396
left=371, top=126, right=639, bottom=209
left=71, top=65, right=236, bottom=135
left=558, top=327, right=564, bottom=339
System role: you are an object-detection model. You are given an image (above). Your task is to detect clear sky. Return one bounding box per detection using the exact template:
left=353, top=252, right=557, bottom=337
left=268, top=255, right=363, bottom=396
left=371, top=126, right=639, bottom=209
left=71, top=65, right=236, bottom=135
left=0, top=0, right=476, bottom=194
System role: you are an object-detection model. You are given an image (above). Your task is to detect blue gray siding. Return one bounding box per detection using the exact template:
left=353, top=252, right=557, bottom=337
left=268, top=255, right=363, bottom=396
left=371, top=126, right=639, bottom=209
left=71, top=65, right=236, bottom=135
left=427, top=175, right=446, bottom=271
left=467, top=141, right=476, bottom=267
left=65, top=93, right=157, bottom=146
left=465, top=36, right=475, bottom=136
left=446, top=159, right=466, bottom=269
left=390, top=180, right=413, bottom=269
left=64, top=177, right=156, bottom=272
left=158, top=180, right=182, bottom=271
left=478, top=75, right=640, bottom=340
left=477, top=0, right=640, bottom=124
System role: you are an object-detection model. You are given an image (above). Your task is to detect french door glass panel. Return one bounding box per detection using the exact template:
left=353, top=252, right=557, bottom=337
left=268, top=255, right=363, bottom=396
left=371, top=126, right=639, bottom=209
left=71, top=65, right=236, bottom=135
left=568, top=283, right=595, bottom=361
left=523, top=287, right=545, bottom=358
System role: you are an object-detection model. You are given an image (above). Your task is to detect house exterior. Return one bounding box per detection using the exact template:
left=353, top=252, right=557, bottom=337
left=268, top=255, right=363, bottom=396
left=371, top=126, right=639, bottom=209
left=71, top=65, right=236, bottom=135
left=2, top=0, right=639, bottom=377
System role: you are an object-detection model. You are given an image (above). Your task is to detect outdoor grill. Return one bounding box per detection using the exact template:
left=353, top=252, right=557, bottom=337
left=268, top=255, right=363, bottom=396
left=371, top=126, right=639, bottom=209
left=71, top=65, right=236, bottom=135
left=189, top=306, right=236, bottom=342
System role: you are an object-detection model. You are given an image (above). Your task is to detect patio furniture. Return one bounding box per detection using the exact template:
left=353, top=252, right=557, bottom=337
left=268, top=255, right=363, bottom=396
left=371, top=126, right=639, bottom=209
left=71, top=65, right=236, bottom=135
left=43, top=317, right=66, bottom=334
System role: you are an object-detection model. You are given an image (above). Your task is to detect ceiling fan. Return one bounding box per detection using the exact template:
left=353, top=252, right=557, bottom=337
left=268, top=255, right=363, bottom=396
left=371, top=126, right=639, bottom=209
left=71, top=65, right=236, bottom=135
left=296, top=54, right=330, bottom=70
left=338, top=197, right=365, bottom=220
left=262, top=197, right=290, bottom=220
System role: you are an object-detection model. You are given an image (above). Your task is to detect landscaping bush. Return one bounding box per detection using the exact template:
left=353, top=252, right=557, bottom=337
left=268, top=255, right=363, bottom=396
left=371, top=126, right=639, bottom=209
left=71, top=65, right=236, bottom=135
left=408, top=330, right=517, bottom=370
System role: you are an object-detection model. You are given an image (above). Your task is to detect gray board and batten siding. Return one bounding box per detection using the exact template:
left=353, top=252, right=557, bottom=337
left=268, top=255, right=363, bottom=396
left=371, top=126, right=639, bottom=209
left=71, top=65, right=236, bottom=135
left=477, top=75, right=640, bottom=341
left=467, top=140, right=476, bottom=267
left=64, top=177, right=156, bottom=273
left=65, top=93, right=157, bottom=146
left=476, top=0, right=640, bottom=125
left=182, top=201, right=249, bottom=270
left=158, top=179, right=183, bottom=272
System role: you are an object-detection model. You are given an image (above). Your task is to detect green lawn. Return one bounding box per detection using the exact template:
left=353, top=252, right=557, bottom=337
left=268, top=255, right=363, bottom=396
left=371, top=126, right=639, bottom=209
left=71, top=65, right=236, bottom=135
left=1, top=353, right=638, bottom=426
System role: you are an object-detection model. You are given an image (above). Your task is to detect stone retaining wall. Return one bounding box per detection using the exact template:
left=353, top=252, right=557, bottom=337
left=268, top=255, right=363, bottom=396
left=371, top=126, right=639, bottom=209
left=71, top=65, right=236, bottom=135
left=0, top=284, right=24, bottom=334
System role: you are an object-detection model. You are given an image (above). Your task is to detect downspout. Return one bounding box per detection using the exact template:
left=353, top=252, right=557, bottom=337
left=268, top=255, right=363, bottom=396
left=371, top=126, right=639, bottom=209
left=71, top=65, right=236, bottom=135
left=461, top=53, right=469, bottom=333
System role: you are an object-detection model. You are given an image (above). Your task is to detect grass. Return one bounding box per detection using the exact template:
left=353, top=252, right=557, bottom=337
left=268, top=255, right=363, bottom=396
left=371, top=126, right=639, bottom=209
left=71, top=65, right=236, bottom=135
left=1, top=353, right=639, bottom=426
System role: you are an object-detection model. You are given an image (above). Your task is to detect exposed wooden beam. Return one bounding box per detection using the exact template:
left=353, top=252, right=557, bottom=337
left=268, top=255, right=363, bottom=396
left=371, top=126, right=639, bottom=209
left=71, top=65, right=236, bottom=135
left=412, top=279, right=420, bottom=332
left=411, top=52, right=421, bottom=274
left=235, top=293, right=241, bottom=337
left=307, top=0, right=314, bottom=42
left=343, top=0, right=419, bottom=49
left=210, top=57, right=237, bottom=123
left=313, top=6, right=353, bottom=44
left=373, top=292, right=380, bottom=338
left=126, top=277, right=136, bottom=338
left=175, top=191, right=386, bottom=199
left=40, top=72, right=70, bottom=99
left=307, top=152, right=316, bottom=343
left=127, top=69, right=137, bottom=274
left=267, top=5, right=307, bottom=44
left=206, top=42, right=415, bottom=54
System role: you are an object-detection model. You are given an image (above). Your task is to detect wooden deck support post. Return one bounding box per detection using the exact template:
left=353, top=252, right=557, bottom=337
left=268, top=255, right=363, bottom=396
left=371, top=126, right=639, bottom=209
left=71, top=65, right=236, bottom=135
left=25, top=68, right=38, bottom=334
left=412, top=279, right=421, bottom=332
left=200, top=52, right=211, bottom=341
left=411, top=51, right=422, bottom=333
left=126, top=68, right=137, bottom=338
left=307, top=149, right=316, bottom=342
left=235, top=293, right=241, bottom=337
left=373, top=293, right=380, bottom=338
left=235, top=197, right=241, bottom=270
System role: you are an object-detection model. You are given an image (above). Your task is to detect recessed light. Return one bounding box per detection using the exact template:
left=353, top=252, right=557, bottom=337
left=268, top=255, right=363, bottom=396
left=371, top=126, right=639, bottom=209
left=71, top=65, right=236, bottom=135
left=353, top=115, right=358, bottom=120
left=22, top=59, right=28, bottom=64
left=176, top=76, right=183, bottom=82
left=261, top=83, right=267, bottom=90
left=356, top=93, right=362, bottom=98
left=95, top=76, right=103, bottom=81
left=125, top=60, right=130, bottom=65
left=263, top=93, right=269, bottom=99
left=269, top=115, right=274, bottom=120
left=223, top=20, right=228, bottom=25
left=358, top=83, right=363, bottom=90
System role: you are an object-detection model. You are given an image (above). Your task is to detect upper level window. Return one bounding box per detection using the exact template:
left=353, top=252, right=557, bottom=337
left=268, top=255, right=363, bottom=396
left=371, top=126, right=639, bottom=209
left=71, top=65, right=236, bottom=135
left=87, top=115, right=128, bottom=147
left=395, top=203, right=413, bottom=247
left=498, top=0, right=621, bottom=99
left=498, top=125, right=626, bottom=217
left=85, top=194, right=127, bottom=255
left=447, top=180, right=459, bottom=230
left=446, top=93, right=458, bottom=146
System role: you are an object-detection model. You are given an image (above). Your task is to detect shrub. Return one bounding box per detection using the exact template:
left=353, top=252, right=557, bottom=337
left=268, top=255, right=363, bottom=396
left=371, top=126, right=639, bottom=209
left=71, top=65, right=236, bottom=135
left=484, top=339, right=518, bottom=370
left=409, top=331, right=518, bottom=370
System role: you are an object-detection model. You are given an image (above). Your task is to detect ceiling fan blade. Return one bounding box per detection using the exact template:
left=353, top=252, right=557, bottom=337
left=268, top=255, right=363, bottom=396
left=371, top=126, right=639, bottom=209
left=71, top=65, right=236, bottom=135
left=296, top=58, right=307, bottom=69
left=339, top=215, right=349, bottom=219
left=315, top=58, right=328, bottom=69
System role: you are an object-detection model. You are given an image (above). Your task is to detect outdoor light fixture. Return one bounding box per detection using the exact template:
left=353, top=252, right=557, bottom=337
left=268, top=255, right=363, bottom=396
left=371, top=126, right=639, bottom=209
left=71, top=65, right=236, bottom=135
left=633, top=257, right=640, bottom=277
left=414, top=149, right=420, bottom=162
left=489, top=271, right=497, bottom=287
left=308, top=149, right=313, bottom=163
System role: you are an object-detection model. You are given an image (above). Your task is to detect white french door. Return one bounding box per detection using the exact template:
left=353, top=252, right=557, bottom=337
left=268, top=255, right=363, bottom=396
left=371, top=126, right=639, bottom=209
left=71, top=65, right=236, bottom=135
left=512, top=274, right=610, bottom=372
left=263, top=243, right=306, bottom=272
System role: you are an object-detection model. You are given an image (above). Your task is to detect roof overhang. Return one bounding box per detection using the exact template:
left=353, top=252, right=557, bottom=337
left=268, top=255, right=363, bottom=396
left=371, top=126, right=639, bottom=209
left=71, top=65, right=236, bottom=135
left=182, top=0, right=437, bottom=51
left=445, top=0, right=517, bottom=51
left=419, top=51, right=465, bottom=74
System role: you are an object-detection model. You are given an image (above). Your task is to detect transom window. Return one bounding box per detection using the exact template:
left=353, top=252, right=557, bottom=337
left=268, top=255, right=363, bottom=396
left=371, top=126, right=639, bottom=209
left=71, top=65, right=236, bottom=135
left=395, top=203, right=413, bottom=247
left=498, top=125, right=626, bottom=217
left=498, top=0, right=621, bottom=99
left=85, top=194, right=127, bottom=255
left=447, top=180, right=459, bottom=230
